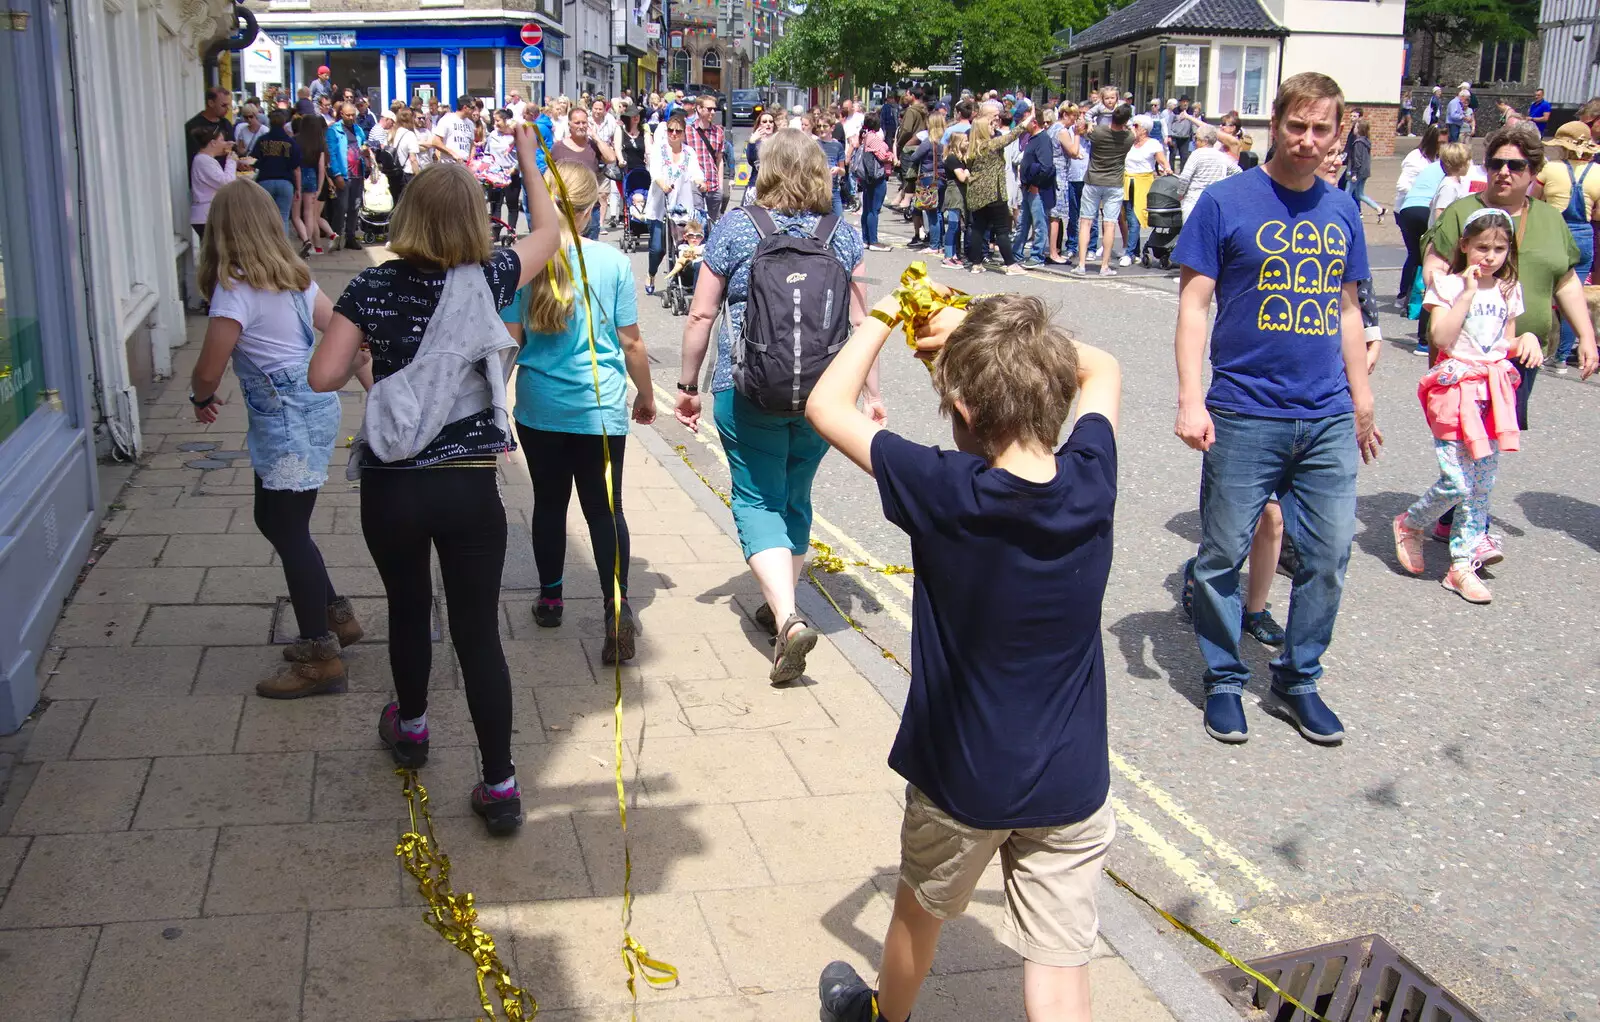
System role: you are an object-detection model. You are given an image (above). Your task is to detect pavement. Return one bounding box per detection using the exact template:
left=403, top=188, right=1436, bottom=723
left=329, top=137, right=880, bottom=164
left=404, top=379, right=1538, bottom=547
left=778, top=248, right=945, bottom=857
left=0, top=244, right=1203, bottom=1020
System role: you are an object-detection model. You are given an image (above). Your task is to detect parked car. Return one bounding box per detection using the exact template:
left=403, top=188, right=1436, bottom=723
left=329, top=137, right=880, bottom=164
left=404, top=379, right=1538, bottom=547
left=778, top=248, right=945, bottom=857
left=731, top=89, right=763, bottom=125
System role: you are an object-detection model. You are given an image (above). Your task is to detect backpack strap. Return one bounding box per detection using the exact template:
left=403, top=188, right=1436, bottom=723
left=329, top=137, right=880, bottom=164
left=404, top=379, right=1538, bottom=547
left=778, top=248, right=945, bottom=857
left=747, top=205, right=777, bottom=239
left=812, top=214, right=840, bottom=245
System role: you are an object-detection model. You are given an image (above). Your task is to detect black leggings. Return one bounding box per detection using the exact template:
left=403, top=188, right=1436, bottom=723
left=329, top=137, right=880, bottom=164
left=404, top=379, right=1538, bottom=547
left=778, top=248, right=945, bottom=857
left=1396, top=205, right=1430, bottom=302
left=516, top=424, right=629, bottom=606
left=967, top=201, right=1016, bottom=267
left=254, top=477, right=337, bottom=640
left=361, top=467, right=514, bottom=785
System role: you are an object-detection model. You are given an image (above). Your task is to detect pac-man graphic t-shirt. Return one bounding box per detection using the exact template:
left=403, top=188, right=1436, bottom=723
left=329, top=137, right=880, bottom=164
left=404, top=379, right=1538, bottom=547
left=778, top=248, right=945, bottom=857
left=1174, top=167, right=1370, bottom=418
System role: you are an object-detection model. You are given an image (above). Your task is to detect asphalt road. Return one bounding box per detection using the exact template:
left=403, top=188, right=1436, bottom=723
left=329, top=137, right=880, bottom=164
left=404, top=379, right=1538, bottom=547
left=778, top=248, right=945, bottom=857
left=609, top=138, right=1597, bottom=1020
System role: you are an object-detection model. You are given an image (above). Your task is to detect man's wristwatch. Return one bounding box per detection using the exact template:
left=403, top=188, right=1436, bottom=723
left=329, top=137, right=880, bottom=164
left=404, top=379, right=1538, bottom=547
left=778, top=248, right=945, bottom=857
left=677, top=382, right=699, bottom=395
left=189, top=391, right=216, bottom=407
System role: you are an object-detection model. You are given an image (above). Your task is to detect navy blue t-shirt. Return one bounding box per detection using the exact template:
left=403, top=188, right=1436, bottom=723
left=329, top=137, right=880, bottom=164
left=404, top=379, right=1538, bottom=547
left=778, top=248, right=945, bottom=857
left=870, top=415, right=1116, bottom=830
left=1173, top=167, right=1370, bottom=419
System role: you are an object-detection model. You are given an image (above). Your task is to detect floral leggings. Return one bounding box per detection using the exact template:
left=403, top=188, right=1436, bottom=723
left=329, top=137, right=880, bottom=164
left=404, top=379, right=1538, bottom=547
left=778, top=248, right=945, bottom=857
left=1403, top=439, right=1499, bottom=563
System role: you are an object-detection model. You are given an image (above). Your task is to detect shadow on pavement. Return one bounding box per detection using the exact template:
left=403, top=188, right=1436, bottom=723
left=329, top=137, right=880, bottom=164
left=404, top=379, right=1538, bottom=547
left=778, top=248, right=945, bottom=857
left=1515, top=490, right=1600, bottom=553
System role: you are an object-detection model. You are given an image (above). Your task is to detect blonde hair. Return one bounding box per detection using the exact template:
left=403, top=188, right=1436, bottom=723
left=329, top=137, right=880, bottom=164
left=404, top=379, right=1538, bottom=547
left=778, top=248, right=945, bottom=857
left=949, top=130, right=972, bottom=160
left=926, top=112, right=947, bottom=146
left=524, top=164, right=600, bottom=334
left=198, top=179, right=312, bottom=297
left=1438, top=141, right=1471, bottom=177
left=933, top=295, right=1080, bottom=459
left=387, top=162, right=493, bottom=269
left=1272, top=71, right=1344, bottom=134
left=755, top=128, right=832, bottom=214
left=968, top=112, right=1003, bottom=158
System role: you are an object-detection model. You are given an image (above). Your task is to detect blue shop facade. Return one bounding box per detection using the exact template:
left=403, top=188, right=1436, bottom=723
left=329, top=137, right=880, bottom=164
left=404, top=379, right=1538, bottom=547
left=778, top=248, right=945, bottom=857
left=254, top=17, right=568, bottom=107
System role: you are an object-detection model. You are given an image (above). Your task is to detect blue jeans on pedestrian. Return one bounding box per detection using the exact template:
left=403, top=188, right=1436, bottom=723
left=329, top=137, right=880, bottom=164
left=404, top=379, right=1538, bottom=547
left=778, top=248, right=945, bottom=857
left=647, top=219, right=668, bottom=279
left=922, top=208, right=943, bottom=251
left=1012, top=189, right=1047, bottom=263
left=584, top=205, right=601, bottom=241
left=860, top=178, right=887, bottom=245
left=1447, top=123, right=1463, bottom=143
left=1345, top=175, right=1383, bottom=213
left=259, top=178, right=295, bottom=237
left=831, top=187, right=843, bottom=218
left=1123, top=201, right=1142, bottom=258
left=713, top=388, right=830, bottom=559
left=943, top=209, right=963, bottom=260
left=1193, top=410, right=1358, bottom=697
left=1558, top=220, right=1595, bottom=361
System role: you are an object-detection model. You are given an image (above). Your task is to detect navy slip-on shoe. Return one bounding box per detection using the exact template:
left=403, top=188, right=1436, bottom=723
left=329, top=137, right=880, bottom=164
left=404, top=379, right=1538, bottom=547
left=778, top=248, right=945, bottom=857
left=1272, top=689, right=1345, bottom=745
left=1204, top=692, right=1249, bottom=744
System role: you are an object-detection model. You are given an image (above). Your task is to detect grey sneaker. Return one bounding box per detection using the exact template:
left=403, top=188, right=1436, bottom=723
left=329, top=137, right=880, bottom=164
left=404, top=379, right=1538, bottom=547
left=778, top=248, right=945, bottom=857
left=818, top=961, right=878, bottom=1022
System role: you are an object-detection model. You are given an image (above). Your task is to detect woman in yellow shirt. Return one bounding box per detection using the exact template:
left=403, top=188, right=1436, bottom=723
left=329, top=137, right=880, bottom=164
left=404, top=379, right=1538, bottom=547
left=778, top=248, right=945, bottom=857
left=1533, top=121, right=1600, bottom=364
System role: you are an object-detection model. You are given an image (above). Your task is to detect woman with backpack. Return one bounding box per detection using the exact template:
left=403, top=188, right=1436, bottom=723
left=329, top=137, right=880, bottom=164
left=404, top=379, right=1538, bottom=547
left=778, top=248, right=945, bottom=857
left=674, top=129, right=886, bottom=684
left=307, top=127, right=562, bottom=836
left=853, top=112, right=897, bottom=252
left=499, top=164, right=656, bottom=662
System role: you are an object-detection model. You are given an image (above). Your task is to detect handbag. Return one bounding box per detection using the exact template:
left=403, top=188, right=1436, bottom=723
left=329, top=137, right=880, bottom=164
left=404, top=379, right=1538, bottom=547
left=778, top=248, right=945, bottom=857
left=603, top=161, right=625, bottom=183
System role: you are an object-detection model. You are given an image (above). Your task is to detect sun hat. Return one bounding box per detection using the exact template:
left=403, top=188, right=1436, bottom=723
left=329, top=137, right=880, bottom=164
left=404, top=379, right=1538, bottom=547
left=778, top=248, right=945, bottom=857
left=1550, top=120, right=1600, bottom=157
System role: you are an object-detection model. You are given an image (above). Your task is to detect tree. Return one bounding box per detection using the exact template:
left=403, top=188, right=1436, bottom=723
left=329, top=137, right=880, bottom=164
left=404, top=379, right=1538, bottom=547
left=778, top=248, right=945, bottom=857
left=1404, top=0, right=1539, bottom=86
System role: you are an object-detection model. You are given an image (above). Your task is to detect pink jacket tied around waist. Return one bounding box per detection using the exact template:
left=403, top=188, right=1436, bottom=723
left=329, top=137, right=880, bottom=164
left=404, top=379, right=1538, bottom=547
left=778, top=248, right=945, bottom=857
left=1418, top=357, right=1521, bottom=460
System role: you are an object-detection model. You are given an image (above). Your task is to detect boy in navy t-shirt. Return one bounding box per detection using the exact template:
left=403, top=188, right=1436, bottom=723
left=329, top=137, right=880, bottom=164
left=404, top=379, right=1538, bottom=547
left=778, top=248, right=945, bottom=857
left=805, top=290, right=1123, bottom=1022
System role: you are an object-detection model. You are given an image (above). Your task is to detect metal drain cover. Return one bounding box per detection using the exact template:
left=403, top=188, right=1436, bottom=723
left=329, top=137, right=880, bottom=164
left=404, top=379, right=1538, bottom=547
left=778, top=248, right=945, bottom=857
left=1205, top=933, right=1484, bottom=1022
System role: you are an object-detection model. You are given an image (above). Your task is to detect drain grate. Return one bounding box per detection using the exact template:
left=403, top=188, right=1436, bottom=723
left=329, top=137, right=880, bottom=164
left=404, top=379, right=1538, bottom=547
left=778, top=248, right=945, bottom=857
left=1205, top=933, right=1484, bottom=1022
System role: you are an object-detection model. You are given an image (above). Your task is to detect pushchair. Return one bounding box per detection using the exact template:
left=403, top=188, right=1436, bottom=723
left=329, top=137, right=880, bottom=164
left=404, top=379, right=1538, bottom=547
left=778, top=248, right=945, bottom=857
left=1140, top=175, right=1186, bottom=270
left=661, top=209, right=703, bottom=317
left=358, top=171, right=394, bottom=245
left=620, top=168, right=653, bottom=253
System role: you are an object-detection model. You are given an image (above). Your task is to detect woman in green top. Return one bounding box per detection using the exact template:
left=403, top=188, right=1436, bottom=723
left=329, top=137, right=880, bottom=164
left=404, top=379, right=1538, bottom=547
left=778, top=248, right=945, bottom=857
left=1424, top=123, right=1598, bottom=430
left=962, top=107, right=1034, bottom=274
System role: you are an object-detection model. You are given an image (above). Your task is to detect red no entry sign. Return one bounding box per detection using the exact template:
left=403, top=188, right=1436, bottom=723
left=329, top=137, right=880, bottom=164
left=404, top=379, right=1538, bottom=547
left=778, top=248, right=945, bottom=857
left=521, top=23, right=543, bottom=47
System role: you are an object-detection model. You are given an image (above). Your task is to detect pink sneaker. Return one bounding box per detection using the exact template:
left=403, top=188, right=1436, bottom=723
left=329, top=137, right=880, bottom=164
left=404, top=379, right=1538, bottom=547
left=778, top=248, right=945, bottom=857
left=1473, top=534, right=1505, bottom=567
left=1393, top=513, right=1426, bottom=575
left=1443, top=562, right=1492, bottom=604
left=1430, top=520, right=1450, bottom=542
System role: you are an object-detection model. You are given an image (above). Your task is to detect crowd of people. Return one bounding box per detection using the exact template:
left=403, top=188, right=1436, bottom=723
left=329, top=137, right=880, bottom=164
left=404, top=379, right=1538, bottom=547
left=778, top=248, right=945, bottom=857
left=176, top=61, right=1600, bottom=1022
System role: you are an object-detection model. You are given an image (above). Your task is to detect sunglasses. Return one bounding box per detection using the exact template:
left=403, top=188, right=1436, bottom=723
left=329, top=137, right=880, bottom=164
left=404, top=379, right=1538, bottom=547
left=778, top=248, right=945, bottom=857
left=667, top=128, right=684, bottom=135
left=1486, top=157, right=1529, bottom=173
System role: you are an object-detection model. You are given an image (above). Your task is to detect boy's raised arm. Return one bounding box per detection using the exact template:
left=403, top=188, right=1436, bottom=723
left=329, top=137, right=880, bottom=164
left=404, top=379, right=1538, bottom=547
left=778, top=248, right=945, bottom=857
left=1072, top=339, right=1122, bottom=433
left=806, top=296, right=899, bottom=475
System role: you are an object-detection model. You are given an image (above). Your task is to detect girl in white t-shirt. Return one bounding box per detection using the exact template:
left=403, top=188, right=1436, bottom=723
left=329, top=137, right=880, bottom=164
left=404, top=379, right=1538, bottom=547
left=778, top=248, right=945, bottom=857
left=189, top=179, right=370, bottom=697
left=1393, top=207, right=1542, bottom=604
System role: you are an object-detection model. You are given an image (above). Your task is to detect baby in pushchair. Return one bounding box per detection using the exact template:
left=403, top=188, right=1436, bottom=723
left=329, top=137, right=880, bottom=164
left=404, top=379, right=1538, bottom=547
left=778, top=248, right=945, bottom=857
left=662, top=213, right=704, bottom=316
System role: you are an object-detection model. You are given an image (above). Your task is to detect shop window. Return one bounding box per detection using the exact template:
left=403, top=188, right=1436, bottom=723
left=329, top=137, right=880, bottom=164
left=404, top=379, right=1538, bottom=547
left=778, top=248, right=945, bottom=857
left=1217, top=44, right=1269, bottom=117
left=1478, top=40, right=1525, bottom=83
left=0, top=114, right=46, bottom=446
left=465, top=49, right=496, bottom=95
left=671, top=49, right=690, bottom=85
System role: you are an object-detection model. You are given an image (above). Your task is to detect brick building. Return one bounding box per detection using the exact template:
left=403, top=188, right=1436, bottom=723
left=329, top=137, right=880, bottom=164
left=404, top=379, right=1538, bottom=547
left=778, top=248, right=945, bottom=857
left=1401, top=30, right=1544, bottom=137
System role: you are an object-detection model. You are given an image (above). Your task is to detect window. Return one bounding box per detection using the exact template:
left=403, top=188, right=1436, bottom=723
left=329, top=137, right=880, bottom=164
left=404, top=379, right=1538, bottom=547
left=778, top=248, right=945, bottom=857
left=671, top=49, right=690, bottom=84
left=1478, top=40, right=1525, bottom=83
left=702, top=49, right=720, bottom=69
left=0, top=64, right=46, bottom=446
left=1217, top=44, right=1269, bottom=116
left=465, top=49, right=495, bottom=94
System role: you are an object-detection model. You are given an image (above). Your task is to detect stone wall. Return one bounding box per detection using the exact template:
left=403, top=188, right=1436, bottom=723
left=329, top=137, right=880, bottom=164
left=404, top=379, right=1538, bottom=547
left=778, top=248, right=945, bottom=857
left=1402, top=30, right=1544, bottom=137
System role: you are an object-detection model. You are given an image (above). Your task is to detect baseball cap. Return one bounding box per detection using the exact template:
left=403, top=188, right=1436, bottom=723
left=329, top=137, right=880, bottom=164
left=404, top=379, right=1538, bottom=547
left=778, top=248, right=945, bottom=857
left=317, top=65, right=330, bottom=75
left=1458, top=81, right=1471, bottom=90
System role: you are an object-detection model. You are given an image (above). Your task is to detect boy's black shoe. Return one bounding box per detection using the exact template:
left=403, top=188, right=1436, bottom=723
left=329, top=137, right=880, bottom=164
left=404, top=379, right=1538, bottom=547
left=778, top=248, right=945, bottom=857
left=818, top=961, right=879, bottom=1022
left=1242, top=608, right=1286, bottom=646
left=1271, top=689, right=1345, bottom=745
left=1204, top=692, right=1248, bottom=744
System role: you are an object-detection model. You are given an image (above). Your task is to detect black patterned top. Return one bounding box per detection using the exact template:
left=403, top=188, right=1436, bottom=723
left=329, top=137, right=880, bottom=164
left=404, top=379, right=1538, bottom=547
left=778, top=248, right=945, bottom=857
left=334, top=249, right=523, bottom=469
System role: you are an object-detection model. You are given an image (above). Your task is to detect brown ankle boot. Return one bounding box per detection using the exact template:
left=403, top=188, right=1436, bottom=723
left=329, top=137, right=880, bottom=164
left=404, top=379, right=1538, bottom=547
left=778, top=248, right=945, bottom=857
left=286, top=598, right=365, bottom=660
left=257, top=634, right=347, bottom=699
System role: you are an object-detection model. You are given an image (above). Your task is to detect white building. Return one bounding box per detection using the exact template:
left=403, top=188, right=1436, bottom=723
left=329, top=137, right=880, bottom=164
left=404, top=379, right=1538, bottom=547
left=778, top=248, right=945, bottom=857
left=1537, top=0, right=1600, bottom=112
left=2, top=0, right=236, bottom=731
left=1047, top=0, right=1405, bottom=152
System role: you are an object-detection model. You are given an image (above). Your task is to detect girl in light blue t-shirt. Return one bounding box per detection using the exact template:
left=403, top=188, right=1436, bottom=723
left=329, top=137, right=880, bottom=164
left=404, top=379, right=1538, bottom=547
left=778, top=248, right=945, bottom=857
left=501, top=163, right=656, bottom=665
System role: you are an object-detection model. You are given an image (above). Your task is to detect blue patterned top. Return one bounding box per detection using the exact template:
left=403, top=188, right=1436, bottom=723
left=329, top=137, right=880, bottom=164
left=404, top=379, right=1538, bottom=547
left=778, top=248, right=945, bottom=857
left=702, top=206, right=865, bottom=393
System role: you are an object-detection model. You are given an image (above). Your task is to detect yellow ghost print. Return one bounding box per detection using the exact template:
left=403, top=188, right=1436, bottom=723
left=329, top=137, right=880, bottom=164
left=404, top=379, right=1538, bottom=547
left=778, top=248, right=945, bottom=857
left=1256, top=220, right=1290, bottom=254
left=1258, top=255, right=1291, bottom=291
left=1323, top=221, right=1347, bottom=258
left=1291, top=220, right=1323, bottom=254
left=1293, top=257, right=1322, bottom=293
left=1324, top=297, right=1341, bottom=336
left=1321, top=259, right=1345, bottom=294
left=1259, top=294, right=1293, bottom=332
left=1294, top=299, right=1325, bottom=334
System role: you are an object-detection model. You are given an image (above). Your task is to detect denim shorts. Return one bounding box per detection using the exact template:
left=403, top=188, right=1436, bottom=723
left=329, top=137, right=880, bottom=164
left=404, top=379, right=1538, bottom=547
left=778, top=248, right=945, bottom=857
left=1079, top=183, right=1123, bottom=225
left=235, top=354, right=342, bottom=491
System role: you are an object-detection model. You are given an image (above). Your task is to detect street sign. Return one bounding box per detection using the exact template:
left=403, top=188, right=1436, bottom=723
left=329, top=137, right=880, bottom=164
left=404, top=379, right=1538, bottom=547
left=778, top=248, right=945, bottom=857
left=928, top=64, right=962, bottom=72
left=1174, top=44, right=1200, bottom=87
left=521, top=22, right=543, bottom=47
left=520, top=45, right=544, bottom=70
left=646, top=21, right=661, bottom=39
left=521, top=72, right=545, bottom=82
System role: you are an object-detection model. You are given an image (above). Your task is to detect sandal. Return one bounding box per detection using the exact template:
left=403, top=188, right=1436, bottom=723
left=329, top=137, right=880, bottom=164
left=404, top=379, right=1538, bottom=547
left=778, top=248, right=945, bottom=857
left=770, top=613, right=819, bottom=685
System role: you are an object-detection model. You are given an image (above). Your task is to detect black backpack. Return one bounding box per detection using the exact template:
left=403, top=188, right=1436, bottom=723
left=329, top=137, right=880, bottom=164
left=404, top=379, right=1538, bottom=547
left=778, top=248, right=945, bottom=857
left=731, top=207, right=851, bottom=415
left=851, top=143, right=886, bottom=185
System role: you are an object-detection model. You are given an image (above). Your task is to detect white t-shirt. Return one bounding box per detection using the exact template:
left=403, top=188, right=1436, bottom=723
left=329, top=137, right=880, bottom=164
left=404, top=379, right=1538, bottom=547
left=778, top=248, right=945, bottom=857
left=1423, top=273, right=1523, bottom=363
left=484, top=130, right=517, bottom=177
left=508, top=100, right=527, bottom=123
left=844, top=113, right=864, bottom=145
left=391, top=127, right=421, bottom=174
left=432, top=112, right=477, bottom=162
left=1125, top=138, right=1165, bottom=175
left=235, top=120, right=267, bottom=153
left=208, top=279, right=322, bottom=374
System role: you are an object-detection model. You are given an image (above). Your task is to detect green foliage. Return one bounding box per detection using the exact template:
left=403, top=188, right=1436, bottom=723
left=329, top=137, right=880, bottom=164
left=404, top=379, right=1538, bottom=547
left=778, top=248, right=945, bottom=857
left=1404, top=0, right=1538, bottom=42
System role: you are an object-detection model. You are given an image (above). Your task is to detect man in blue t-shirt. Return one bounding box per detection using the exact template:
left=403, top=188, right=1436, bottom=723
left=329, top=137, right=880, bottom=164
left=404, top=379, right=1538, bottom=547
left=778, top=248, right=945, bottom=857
left=1528, top=87, right=1552, bottom=136
left=805, top=292, right=1123, bottom=1022
left=1172, top=71, right=1383, bottom=747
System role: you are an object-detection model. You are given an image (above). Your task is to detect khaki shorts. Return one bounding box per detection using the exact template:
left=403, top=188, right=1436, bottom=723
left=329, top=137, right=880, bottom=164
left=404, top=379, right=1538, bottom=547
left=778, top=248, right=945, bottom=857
left=899, top=785, right=1116, bottom=968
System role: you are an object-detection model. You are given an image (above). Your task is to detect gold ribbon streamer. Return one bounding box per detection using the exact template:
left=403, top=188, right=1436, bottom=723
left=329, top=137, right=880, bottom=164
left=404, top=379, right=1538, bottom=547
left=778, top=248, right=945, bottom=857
left=876, top=261, right=989, bottom=372
left=1103, top=869, right=1331, bottom=1022
left=396, top=768, right=536, bottom=1021
left=533, top=136, right=679, bottom=1012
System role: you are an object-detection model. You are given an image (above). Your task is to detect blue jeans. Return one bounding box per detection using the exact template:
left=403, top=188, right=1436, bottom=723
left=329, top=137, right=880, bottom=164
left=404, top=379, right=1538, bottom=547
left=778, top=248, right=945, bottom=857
left=1346, top=175, right=1383, bottom=213
left=922, top=208, right=942, bottom=251
left=1193, top=411, right=1358, bottom=697
left=1123, top=201, right=1142, bottom=257
left=584, top=205, right=601, bottom=241
left=1558, top=220, right=1595, bottom=360
left=259, top=177, right=295, bottom=237
left=831, top=188, right=843, bottom=218
left=1447, top=122, right=1463, bottom=143
left=1012, top=189, right=1047, bottom=263
left=943, top=209, right=963, bottom=260
left=647, top=219, right=668, bottom=278
left=713, top=388, right=830, bottom=559
left=860, top=178, right=887, bottom=245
